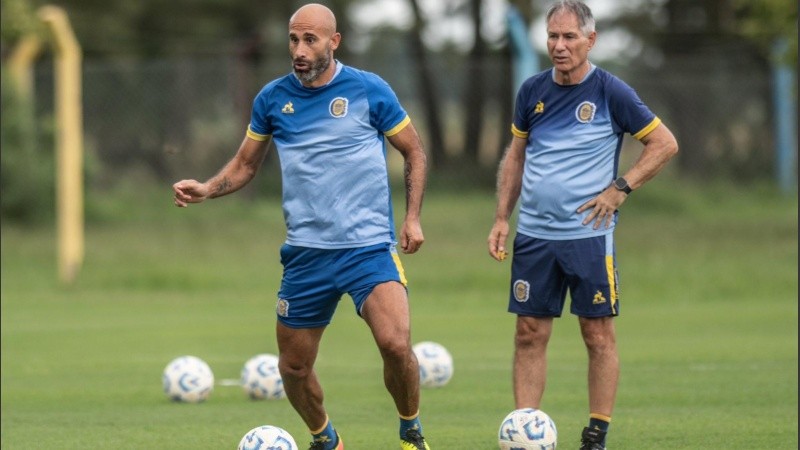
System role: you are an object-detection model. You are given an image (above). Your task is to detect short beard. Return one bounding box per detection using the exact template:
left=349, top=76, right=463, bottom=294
left=294, top=51, right=332, bottom=84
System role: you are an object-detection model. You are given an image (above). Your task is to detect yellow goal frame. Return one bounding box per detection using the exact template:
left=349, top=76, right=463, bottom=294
left=8, top=5, right=84, bottom=284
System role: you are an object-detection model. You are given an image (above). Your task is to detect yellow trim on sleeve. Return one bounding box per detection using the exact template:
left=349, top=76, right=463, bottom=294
left=246, top=125, right=270, bottom=141
left=384, top=115, right=411, bottom=137
left=511, top=123, right=528, bottom=139
left=632, top=117, right=661, bottom=140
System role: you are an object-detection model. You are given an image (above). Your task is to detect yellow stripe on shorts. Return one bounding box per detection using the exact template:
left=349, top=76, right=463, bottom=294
left=391, top=251, right=408, bottom=286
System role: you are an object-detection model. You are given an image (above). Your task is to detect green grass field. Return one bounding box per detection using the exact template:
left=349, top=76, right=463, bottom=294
left=1, top=179, right=797, bottom=449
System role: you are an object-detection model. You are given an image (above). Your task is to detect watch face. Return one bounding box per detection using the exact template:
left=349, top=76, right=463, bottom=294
left=614, top=178, right=630, bottom=192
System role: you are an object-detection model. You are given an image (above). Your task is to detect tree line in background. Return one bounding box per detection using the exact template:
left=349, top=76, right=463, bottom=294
left=1, top=0, right=797, bottom=222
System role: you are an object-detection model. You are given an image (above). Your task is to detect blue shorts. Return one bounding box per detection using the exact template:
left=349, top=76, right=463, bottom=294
left=276, top=242, right=407, bottom=328
left=508, top=233, right=620, bottom=318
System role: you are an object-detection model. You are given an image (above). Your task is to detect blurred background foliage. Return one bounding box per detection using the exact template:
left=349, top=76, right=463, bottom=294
left=0, top=0, right=797, bottom=223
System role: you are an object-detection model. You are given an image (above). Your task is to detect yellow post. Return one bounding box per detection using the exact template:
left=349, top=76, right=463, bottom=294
left=7, top=35, right=42, bottom=98
left=38, top=5, right=84, bottom=284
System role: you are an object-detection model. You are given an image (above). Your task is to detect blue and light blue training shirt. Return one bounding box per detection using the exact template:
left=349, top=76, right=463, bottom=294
left=246, top=62, right=410, bottom=249
left=511, top=65, right=661, bottom=240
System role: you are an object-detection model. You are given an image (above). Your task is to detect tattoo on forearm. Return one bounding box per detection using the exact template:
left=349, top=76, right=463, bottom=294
left=405, top=162, right=413, bottom=206
left=215, top=177, right=231, bottom=196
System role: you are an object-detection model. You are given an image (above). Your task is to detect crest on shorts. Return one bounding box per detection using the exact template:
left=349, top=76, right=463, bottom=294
left=513, top=280, right=530, bottom=302
left=575, top=101, right=596, bottom=123
left=329, top=97, right=348, bottom=118
left=593, top=290, right=607, bottom=304
left=534, top=101, right=545, bottom=114
left=276, top=299, right=290, bottom=317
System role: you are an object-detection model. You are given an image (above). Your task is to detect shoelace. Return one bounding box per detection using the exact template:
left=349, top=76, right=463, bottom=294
left=579, top=441, right=604, bottom=450
left=402, top=429, right=426, bottom=447
left=307, top=441, right=325, bottom=450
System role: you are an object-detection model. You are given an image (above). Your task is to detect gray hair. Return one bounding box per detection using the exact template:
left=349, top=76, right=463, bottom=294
left=546, top=1, right=596, bottom=36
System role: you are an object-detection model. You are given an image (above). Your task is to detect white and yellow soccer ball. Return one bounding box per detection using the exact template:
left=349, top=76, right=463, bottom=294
left=240, top=353, right=286, bottom=400
left=162, top=355, right=214, bottom=403
left=412, top=341, right=454, bottom=388
left=238, top=425, right=298, bottom=450
left=498, top=408, right=558, bottom=450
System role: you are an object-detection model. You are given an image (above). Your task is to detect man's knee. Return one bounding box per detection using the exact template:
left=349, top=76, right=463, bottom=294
left=376, top=334, right=412, bottom=361
left=515, top=317, right=551, bottom=348
left=279, top=358, right=313, bottom=382
left=580, top=318, right=616, bottom=349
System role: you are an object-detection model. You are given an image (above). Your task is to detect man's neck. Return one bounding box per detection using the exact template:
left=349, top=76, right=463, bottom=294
left=554, top=61, right=591, bottom=86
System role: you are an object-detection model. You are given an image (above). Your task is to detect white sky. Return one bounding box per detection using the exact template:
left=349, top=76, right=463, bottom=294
left=348, top=0, right=653, bottom=62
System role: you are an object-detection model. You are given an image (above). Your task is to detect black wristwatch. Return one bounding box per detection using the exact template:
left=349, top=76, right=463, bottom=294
left=613, top=177, right=632, bottom=194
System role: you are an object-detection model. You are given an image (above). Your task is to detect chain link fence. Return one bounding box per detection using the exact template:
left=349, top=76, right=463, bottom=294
left=21, top=46, right=794, bottom=193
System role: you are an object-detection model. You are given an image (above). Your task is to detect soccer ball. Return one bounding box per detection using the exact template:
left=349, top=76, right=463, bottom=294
left=240, top=353, right=286, bottom=400
left=162, top=355, right=214, bottom=403
left=498, top=408, right=558, bottom=450
left=412, top=341, right=453, bottom=388
left=238, top=425, right=298, bottom=450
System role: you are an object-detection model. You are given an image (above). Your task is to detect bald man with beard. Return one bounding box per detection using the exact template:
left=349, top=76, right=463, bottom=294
left=173, top=3, right=431, bottom=450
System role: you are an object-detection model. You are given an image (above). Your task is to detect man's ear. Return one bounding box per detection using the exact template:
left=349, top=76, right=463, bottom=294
left=330, top=32, right=342, bottom=51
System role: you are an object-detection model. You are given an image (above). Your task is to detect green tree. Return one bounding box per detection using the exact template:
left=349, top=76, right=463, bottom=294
left=0, top=0, right=40, bottom=47
left=0, top=68, right=55, bottom=222
left=733, top=0, right=797, bottom=65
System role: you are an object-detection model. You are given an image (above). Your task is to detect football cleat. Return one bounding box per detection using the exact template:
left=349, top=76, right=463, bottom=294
left=400, top=428, right=431, bottom=450
left=308, top=433, right=343, bottom=450
left=579, top=427, right=606, bottom=450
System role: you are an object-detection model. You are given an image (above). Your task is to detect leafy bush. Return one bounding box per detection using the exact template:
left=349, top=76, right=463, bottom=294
left=0, top=69, right=56, bottom=223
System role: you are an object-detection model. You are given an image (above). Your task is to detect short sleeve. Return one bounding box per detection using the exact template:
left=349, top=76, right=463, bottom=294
left=606, top=76, right=657, bottom=138
left=362, top=73, right=408, bottom=135
left=248, top=84, right=274, bottom=138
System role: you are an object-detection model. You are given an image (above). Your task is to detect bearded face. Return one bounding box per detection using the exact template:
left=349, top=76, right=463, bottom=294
left=293, top=43, right=332, bottom=85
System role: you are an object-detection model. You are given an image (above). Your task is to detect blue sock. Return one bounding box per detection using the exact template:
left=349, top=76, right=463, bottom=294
left=399, top=413, right=422, bottom=439
left=311, top=418, right=338, bottom=450
left=589, top=415, right=610, bottom=447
